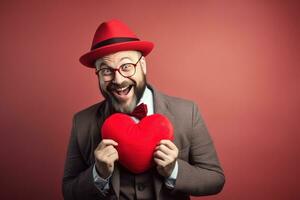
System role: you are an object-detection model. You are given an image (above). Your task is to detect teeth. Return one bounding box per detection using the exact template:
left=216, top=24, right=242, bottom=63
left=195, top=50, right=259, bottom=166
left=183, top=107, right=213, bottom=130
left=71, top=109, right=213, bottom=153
left=116, top=86, right=129, bottom=92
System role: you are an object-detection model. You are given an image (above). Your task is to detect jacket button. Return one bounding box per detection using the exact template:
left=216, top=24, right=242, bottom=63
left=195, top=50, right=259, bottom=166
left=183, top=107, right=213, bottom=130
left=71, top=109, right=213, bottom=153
left=137, top=183, right=145, bottom=191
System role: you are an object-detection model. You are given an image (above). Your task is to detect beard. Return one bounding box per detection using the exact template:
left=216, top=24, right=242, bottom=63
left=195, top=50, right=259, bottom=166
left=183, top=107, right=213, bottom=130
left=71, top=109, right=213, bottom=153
left=99, top=74, right=147, bottom=114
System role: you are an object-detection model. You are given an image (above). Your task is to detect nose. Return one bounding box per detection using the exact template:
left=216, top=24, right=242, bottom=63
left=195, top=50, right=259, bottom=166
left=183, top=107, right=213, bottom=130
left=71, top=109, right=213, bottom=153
left=112, top=70, right=126, bottom=84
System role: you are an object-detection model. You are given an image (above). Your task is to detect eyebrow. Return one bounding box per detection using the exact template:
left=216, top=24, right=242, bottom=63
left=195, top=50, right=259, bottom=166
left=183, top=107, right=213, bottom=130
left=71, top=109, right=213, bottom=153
left=99, top=56, right=134, bottom=68
left=120, top=57, right=133, bottom=62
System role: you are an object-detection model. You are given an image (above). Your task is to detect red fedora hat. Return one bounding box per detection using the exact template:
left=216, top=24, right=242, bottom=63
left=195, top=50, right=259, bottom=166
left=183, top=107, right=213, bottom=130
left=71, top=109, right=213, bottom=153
left=80, top=19, right=154, bottom=68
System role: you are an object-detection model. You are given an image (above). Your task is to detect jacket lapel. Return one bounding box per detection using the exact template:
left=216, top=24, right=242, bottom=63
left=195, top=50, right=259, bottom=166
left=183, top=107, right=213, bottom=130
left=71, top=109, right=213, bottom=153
left=151, top=86, right=175, bottom=125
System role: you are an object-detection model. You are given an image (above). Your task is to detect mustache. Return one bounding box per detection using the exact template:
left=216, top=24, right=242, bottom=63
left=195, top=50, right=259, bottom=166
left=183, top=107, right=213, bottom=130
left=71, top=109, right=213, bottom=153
left=107, top=80, right=136, bottom=91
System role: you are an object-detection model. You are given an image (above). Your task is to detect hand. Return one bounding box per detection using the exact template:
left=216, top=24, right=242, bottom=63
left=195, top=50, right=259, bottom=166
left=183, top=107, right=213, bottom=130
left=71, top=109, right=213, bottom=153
left=94, top=139, right=119, bottom=179
left=153, top=140, right=179, bottom=177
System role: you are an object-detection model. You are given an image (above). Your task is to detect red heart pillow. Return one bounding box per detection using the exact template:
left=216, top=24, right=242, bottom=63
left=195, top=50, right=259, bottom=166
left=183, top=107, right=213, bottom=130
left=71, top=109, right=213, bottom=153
left=101, top=113, right=174, bottom=174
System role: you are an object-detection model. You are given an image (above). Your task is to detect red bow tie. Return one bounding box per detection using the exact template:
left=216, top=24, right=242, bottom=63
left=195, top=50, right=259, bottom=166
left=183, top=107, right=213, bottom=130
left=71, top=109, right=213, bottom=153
left=129, top=103, right=148, bottom=120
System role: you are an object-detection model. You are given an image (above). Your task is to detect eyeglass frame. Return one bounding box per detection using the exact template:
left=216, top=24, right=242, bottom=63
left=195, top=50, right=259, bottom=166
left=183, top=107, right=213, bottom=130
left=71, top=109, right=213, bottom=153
left=95, top=55, right=143, bottom=82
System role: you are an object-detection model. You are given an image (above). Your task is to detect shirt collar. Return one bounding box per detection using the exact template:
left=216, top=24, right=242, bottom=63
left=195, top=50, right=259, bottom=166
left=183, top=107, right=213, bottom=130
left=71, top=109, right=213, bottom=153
left=137, top=86, right=154, bottom=116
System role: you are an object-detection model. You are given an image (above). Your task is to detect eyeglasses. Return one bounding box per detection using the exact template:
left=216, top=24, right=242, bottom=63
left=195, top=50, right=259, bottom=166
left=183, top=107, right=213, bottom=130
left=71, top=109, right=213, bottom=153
left=95, top=56, right=143, bottom=82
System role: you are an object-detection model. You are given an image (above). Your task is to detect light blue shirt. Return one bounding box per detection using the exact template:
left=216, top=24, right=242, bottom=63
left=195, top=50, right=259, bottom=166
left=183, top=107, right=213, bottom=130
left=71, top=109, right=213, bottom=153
left=93, top=86, right=178, bottom=193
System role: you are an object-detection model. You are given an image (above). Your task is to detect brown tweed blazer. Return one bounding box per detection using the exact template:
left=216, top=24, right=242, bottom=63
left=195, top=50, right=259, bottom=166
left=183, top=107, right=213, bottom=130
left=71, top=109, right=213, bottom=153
left=62, top=85, right=225, bottom=200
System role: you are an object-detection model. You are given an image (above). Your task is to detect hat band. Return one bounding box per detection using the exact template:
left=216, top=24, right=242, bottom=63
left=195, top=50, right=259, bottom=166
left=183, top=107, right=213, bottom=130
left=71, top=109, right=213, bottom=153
left=91, top=37, right=140, bottom=50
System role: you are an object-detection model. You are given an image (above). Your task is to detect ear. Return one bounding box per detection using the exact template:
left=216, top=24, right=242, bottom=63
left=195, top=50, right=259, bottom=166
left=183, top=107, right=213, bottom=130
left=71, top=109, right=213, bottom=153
left=140, top=56, right=147, bottom=75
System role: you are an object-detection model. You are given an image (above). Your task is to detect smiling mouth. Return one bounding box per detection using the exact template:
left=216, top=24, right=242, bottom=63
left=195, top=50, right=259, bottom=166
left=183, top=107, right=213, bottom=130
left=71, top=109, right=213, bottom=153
left=112, top=85, right=133, bottom=97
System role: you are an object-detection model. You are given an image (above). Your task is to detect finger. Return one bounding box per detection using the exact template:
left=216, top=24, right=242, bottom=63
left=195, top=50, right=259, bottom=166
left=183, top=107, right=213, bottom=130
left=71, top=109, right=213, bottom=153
left=95, top=145, right=114, bottom=156
left=105, top=151, right=119, bottom=161
left=154, top=150, right=172, bottom=163
left=96, top=139, right=118, bottom=150
left=155, top=144, right=174, bottom=156
left=159, top=140, right=177, bottom=151
left=109, top=151, right=119, bottom=161
left=102, top=139, right=118, bottom=146
left=155, top=144, right=178, bottom=160
left=95, top=145, right=117, bottom=160
left=100, top=151, right=118, bottom=165
left=154, top=157, right=167, bottom=167
left=102, top=145, right=118, bottom=156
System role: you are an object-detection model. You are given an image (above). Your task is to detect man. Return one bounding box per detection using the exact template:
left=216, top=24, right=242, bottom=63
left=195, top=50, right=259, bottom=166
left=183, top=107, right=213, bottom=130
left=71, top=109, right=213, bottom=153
left=62, top=19, right=225, bottom=200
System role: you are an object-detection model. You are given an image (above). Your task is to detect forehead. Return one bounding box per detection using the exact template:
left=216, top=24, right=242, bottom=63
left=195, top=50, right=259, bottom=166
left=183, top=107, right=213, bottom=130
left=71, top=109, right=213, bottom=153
left=95, top=50, right=141, bottom=67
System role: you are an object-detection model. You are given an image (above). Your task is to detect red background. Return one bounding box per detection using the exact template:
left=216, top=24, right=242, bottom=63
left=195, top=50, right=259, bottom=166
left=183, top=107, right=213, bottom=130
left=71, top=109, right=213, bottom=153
left=0, top=1, right=299, bottom=199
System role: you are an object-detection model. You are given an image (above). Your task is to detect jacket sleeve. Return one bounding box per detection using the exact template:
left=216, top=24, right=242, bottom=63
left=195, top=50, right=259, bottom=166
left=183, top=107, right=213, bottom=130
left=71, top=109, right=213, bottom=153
left=173, top=103, right=225, bottom=196
left=62, top=115, right=113, bottom=200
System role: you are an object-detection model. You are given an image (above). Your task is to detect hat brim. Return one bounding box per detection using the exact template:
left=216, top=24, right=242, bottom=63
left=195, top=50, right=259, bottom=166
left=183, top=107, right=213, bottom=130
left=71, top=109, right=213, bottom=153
left=79, top=41, right=154, bottom=68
